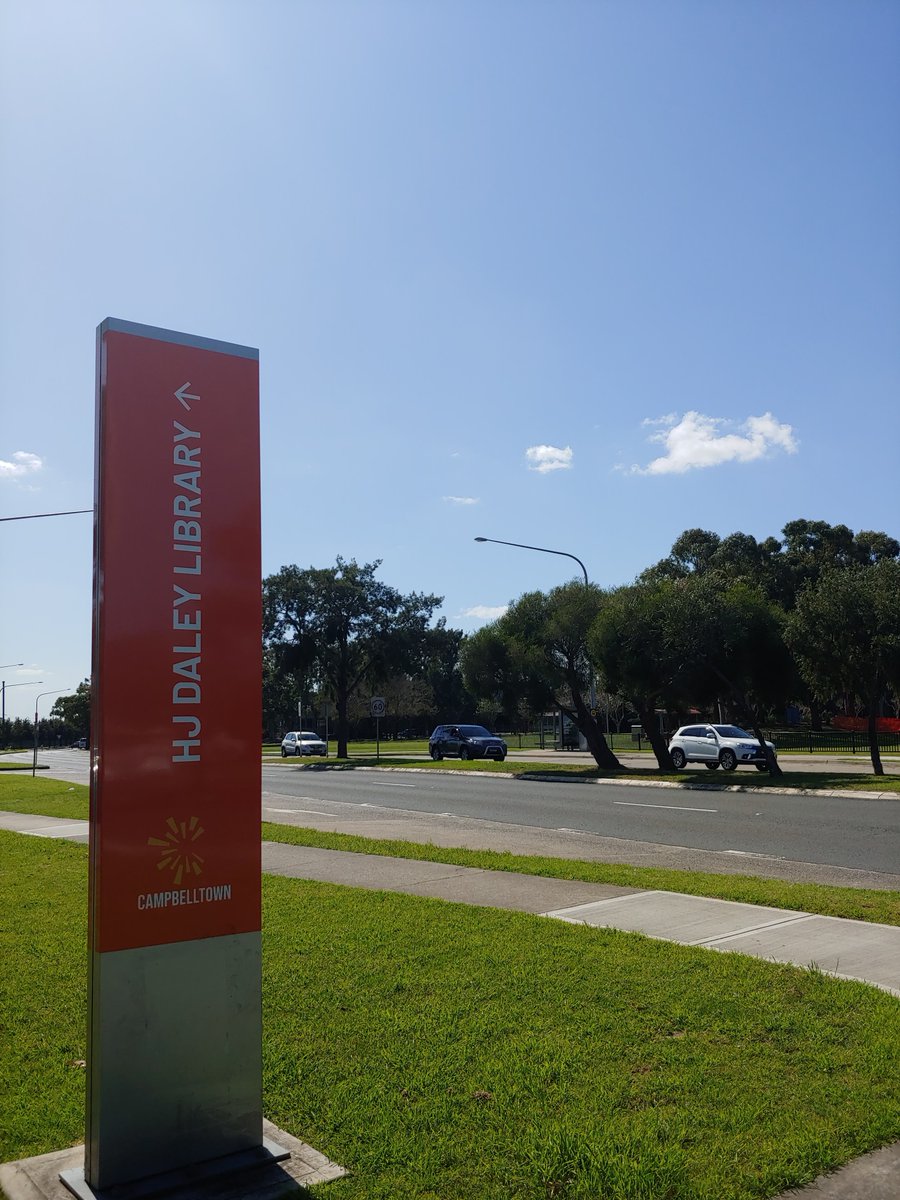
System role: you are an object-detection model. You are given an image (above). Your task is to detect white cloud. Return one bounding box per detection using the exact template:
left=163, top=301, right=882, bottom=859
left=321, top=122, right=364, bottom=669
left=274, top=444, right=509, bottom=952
left=0, top=450, right=43, bottom=480
left=525, top=444, right=573, bottom=473
left=442, top=495, right=479, bottom=505
left=632, top=411, right=798, bottom=475
left=461, top=604, right=509, bottom=621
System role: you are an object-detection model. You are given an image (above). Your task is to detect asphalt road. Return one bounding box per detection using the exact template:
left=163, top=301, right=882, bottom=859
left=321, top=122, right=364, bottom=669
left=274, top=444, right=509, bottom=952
left=8, top=749, right=900, bottom=889
left=259, top=763, right=900, bottom=878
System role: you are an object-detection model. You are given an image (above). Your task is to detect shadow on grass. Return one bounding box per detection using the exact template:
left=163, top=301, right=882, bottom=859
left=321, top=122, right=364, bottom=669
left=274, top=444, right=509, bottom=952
left=280, top=757, right=900, bottom=792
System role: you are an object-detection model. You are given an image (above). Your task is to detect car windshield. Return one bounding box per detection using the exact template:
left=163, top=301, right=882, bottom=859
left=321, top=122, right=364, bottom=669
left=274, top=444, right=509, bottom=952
left=458, top=725, right=493, bottom=738
left=712, top=725, right=753, bottom=739
left=299, top=732, right=321, bottom=740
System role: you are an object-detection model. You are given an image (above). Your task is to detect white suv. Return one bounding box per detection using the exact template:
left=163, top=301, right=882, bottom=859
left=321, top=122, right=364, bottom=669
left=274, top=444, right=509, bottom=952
left=668, top=724, right=776, bottom=772
left=281, top=730, right=327, bottom=757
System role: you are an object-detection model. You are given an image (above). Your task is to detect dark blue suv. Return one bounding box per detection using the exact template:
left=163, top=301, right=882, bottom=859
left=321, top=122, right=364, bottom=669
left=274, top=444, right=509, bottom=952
left=428, top=724, right=507, bottom=762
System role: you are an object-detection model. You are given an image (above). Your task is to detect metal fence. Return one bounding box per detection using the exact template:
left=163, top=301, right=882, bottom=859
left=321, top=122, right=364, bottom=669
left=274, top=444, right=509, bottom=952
left=503, top=727, right=900, bottom=755
left=762, top=729, right=900, bottom=755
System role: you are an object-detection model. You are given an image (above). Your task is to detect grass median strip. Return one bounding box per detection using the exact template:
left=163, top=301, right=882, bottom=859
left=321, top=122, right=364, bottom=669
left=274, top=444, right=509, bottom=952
left=2, top=831, right=899, bottom=1200
left=261, top=824, right=900, bottom=927
left=0, top=778, right=896, bottom=926
left=270, top=756, right=900, bottom=792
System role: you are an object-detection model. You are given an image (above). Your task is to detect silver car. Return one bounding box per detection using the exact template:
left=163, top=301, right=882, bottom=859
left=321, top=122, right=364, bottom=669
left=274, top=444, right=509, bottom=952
left=668, top=724, right=776, bottom=772
left=281, top=730, right=327, bottom=757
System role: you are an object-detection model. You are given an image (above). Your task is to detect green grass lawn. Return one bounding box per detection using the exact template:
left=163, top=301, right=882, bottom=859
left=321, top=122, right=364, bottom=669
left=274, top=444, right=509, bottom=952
left=0, top=775, right=87, bottom=818
left=2, top=831, right=899, bottom=1200
left=261, top=824, right=900, bottom=928
left=1, top=776, right=897, bottom=926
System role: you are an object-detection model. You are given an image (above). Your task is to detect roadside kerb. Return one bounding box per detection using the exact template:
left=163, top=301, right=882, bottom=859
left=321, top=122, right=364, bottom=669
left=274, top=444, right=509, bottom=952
left=272, top=762, right=900, bottom=802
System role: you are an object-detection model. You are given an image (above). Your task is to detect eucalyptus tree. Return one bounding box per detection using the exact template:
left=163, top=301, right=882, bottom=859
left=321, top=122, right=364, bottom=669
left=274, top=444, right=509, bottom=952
left=785, top=560, right=900, bottom=775
left=263, top=558, right=443, bottom=758
left=658, top=575, right=790, bottom=775
left=588, top=583, right=684, bottom=770
left=462, top=581, right=621, bottom=770
left=50, top=679, right=91, bottom=738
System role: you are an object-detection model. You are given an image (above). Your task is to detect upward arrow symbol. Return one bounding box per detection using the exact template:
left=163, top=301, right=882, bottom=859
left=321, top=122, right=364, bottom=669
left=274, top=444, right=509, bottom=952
left=175, top=382, right=200, bottom=411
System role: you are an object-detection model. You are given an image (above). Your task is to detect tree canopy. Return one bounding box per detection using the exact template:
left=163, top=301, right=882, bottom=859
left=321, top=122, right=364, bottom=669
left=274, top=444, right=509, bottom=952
left=462, top=582, right=621, bottom=769
left=785, top=559, right=900, bottom=774
left=263, top=558, right=443, bottom=756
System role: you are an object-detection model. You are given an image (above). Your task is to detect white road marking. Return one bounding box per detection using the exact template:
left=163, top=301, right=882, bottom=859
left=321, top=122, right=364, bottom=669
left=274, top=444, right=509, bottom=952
left=264, top=807, right=329, bottom=816
left=613, top=801, right=718, bottom=813
left=723, top=850, right=785, bottom=860
left=368, top=781, right=416, bottom=787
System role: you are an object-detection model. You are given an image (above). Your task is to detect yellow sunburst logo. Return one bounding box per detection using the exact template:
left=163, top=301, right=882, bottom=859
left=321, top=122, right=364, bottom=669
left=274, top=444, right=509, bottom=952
left=148, top=816, right=205, bottom=885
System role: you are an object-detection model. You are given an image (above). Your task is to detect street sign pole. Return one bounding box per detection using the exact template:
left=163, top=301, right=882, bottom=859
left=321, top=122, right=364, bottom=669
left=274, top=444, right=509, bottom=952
left=370, top=698, right=386, bottom=763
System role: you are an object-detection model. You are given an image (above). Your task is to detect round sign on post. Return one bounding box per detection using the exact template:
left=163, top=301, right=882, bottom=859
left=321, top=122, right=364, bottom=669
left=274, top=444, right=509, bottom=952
left=370, top=698, right=386, bottom=762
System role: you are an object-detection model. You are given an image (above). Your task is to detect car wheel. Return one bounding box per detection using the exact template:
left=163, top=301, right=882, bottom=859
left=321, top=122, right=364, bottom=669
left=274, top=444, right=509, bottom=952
left=431, top=746, right=443, bottom=761
left=705, top=762, right=720, bottom=770
left=459, top=747, right=469, bottom=761
left=670, top=748, right=687, bottom=770
left=498, top=754, right=506, bottom=762
left=281, top=747, right=287, bottom=758
left=755, top=763, right=768, bottom=772
left=720, top=749, right=738, bottom=771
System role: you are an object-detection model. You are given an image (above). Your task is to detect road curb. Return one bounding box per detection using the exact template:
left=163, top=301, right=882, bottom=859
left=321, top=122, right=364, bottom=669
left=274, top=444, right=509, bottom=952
left=273, top=762, right=898, bottom=802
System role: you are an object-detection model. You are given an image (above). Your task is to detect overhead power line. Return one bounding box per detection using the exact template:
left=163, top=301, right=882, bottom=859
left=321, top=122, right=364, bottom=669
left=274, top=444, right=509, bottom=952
left=0, top=509, right=93, bottom=522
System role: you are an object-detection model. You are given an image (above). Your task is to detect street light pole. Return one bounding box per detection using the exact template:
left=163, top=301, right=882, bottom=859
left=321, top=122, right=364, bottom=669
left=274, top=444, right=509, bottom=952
left=473, top=537, right=588, bottom=587
left=0, top=667, right=39, bottom=749
left=32, top=689, right=70, bottom=777
left=474, top=535, right=599, bottom=731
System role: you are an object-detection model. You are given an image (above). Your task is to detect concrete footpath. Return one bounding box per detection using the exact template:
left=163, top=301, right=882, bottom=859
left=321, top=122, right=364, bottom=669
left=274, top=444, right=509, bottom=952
left=3, top=809, right=899, bottom=1197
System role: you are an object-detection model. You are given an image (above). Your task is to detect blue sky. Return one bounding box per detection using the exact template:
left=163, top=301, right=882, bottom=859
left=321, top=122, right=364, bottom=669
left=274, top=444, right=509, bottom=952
left=2, top=0, right=898, bottom=720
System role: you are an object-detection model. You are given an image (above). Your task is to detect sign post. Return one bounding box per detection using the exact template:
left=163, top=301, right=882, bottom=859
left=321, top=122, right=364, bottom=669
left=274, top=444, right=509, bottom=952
left=62, top=319, right=286, bottom=1198
left=322, top=701, right=331, bottom=755
left=370, top=697, right=386, bottom=761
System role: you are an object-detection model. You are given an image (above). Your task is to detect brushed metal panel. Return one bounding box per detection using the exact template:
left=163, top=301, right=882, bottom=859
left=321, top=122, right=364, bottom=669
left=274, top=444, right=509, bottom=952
left=86, top=932, right=262, bottom=1189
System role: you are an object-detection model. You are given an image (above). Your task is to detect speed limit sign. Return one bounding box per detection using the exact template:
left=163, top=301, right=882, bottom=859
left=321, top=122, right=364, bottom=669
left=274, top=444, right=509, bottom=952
left=370, top=697, right=386, bottom=718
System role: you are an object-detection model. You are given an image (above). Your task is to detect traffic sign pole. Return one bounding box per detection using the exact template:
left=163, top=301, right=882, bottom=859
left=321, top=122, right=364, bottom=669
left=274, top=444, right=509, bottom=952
left=370, top=698, right=386, bottom=762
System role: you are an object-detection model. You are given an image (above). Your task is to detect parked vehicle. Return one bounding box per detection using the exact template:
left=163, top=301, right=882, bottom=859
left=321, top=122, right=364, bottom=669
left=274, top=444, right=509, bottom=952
left=428, top=724, right=507, bottom=762
left=71, top=737, right=88, bottom=750
left=668, top=724, right=776, bottom=772
left=280, top=730, right=327, bottom=757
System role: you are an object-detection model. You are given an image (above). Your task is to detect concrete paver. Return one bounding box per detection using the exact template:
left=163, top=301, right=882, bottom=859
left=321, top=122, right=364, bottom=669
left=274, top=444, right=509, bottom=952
left=0, top=1118, right=345, bottom=1200
left=546, top=890, right=812, bottom=943
left=705, top=912, right=900, bottom=994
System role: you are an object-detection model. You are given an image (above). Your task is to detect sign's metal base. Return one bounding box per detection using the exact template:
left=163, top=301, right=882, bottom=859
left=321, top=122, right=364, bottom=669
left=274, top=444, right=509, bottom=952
left=59, top=1138, right=290, bottom=1199
left=0, top=1120, right=346, bottom=1200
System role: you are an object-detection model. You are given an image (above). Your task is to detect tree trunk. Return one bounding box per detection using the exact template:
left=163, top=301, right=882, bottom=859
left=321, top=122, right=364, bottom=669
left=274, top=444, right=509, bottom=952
left=638, top=702, right=673, bottom=770
left=867, top=686, right=884, bottom=776
left=746, top=714, right=782, bottom=776
left=566, top=690, right=621, bottom=770
left=336, top=685, right=349, bottom=759
left=712, top=667, right=782, bottom=776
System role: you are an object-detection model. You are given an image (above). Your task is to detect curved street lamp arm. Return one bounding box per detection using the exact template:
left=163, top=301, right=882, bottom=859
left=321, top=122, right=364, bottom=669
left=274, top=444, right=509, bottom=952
left=474, top=537, right=589, bottom=587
